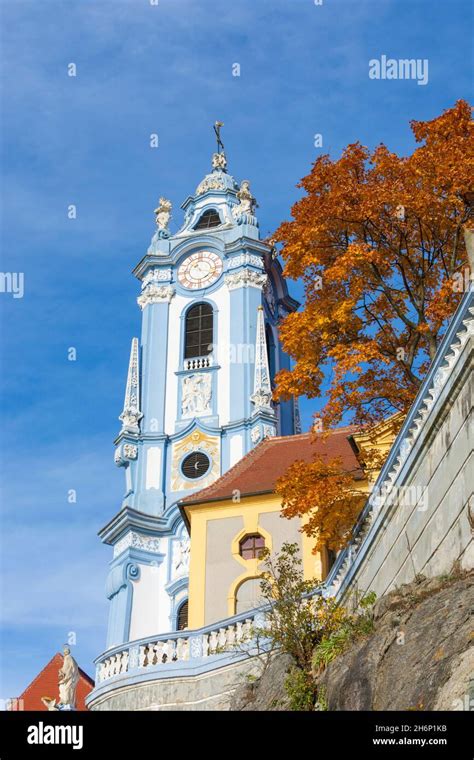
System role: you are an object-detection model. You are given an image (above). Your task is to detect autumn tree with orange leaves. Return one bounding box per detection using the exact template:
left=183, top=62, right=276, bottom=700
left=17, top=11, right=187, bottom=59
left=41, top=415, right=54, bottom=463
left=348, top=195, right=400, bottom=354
left=274, top=100, right=473, bottom=553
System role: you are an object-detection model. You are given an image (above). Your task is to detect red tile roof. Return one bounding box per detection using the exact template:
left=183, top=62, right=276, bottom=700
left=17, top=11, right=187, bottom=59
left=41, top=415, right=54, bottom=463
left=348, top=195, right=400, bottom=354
left=180, top=428, right=363, bottom=507
left=9, top=653, right=94, bottom=711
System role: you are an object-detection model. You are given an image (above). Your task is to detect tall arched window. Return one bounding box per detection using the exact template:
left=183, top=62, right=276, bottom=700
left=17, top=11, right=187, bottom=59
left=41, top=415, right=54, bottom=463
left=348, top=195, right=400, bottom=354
left=184, top=303, right=213, bottom=359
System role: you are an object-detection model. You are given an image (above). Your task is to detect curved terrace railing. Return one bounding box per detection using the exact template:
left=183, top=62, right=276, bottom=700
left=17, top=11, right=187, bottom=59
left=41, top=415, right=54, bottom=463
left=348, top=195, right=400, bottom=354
left=94, top=607, right=269, bottom=686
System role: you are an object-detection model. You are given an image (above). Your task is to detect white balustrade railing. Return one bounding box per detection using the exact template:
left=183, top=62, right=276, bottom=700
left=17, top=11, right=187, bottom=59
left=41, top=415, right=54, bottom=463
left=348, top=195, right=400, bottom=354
left=95, top=614, right=257, bottom=685
left=183, top=355, right=212, bottom=370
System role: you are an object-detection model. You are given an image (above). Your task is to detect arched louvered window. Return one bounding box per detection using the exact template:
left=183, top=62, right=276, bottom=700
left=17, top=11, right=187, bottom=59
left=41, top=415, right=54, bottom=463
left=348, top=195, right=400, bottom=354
left=193, top=209, right=221, bottom=230
left=177, top=600, right=189, bottom=631
left=266, top=324, right=276, bottom=386
left=184, top=302, right=213, bottom=359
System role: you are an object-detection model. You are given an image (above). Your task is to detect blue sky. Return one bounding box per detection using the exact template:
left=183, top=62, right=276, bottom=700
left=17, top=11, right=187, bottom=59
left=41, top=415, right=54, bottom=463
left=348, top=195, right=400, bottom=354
left=0, top=0, right=471, bottom=702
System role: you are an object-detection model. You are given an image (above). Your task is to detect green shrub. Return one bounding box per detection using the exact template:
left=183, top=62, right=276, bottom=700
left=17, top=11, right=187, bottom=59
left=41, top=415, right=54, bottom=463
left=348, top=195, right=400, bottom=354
left=257, top=544, right=378, bottom=710
left=284, top=666, right=318, bottom=712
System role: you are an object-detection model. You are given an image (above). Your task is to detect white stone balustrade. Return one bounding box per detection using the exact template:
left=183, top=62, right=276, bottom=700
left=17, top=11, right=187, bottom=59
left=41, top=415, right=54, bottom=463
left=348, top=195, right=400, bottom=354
left=184, top=355, right=213, bottom=370
left=95, top=615, right=257, bottom=684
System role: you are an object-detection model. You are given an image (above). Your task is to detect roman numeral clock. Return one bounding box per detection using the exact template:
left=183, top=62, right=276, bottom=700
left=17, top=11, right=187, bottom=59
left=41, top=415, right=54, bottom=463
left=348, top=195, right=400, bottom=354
left=177, top=251, right=223, bottom=290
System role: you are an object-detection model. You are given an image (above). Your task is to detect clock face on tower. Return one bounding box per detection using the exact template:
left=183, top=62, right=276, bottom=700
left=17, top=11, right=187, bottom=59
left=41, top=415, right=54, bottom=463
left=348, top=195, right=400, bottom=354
left=178, top=251, right=223, bottom=290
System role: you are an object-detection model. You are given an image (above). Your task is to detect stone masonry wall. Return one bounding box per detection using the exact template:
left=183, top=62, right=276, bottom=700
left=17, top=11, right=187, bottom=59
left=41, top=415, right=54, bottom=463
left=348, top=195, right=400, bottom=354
left=344, top=344, right=473, bottom=602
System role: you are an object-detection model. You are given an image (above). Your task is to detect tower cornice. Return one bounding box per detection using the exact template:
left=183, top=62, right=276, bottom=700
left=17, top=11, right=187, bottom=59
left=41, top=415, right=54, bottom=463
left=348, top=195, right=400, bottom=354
left=132, top=254, right=174, bottom=280
left=224, top=236, right=271, bottom=256
left=99, top=506, right=183, bottom=546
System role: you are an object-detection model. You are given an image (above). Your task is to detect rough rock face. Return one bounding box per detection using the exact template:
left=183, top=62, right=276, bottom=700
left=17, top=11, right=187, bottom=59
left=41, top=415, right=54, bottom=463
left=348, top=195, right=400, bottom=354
left=232, top=573, right=473, bottom=711
left=231, top=653, right=293, bottom=711
left=317, top=572, right=473, bottom=711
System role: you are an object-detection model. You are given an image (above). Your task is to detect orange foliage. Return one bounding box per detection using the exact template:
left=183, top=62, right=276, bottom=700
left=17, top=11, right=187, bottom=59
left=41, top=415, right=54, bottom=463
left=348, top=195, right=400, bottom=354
left=276, top=456, right=366, bottom=552
left=275, top=100, right=473, bottom=429
left=274, top=101, right=473, bottom=551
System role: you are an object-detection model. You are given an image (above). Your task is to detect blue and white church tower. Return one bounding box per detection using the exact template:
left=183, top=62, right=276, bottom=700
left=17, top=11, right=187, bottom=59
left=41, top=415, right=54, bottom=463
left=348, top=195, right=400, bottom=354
left=100, top=133, right=299, bottom=648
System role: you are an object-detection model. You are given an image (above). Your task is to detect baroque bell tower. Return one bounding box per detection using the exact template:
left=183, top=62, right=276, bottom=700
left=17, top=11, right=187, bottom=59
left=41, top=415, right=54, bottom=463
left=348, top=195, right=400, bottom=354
left=100, top=127, right=299, bottom=648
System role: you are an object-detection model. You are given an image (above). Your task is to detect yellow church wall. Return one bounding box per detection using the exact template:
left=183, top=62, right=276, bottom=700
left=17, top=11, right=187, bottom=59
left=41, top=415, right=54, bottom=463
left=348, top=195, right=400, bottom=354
left=184, top=419, right=401, bottom=629
left=185, top=492, right=323, bottom=629
left=351, top=413, right=403, bottom=485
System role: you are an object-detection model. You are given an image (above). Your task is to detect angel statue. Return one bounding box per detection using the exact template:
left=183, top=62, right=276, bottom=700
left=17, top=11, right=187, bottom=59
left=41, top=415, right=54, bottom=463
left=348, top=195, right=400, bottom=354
left=154, top=197, right=172, bottom=231
left=232, top=180, right=258, bottom=224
